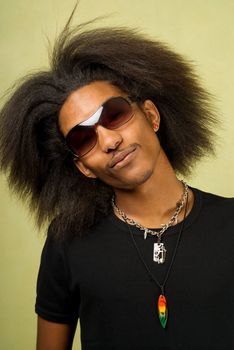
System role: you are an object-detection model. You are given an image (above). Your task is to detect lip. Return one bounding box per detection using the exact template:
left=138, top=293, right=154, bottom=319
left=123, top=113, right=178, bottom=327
left=109, top=144, right=137, bottom=169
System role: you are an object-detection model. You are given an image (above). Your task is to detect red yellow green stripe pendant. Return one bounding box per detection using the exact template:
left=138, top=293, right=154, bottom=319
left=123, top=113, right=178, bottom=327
left=158, top=294, right=168, bottom=328
left=123, top=181, right=188, bottom=330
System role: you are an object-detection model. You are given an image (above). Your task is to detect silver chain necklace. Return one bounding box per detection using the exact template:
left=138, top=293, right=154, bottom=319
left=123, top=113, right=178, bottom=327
left=112, top=180, right=188, bottom=264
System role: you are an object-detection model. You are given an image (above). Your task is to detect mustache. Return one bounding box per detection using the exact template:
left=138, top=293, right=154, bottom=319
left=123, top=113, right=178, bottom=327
left=108, top=144, right=138, bottom=168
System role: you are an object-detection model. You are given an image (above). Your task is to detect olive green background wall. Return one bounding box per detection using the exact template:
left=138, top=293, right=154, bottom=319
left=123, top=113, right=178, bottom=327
left=0, top=0, right=233, bottom=349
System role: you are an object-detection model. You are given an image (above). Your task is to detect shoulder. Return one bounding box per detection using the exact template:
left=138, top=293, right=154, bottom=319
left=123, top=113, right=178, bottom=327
left=193, top=187, right=234, bottom=221
left=45, top=213, right=113, bottom=248
left=195, top=188, right=234, bottom=206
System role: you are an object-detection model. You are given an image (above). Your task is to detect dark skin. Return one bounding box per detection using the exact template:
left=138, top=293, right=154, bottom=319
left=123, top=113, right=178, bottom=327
left=59, top=81, right=194, bottom=227
left=37, top=81, right=194, bottom=349
left=36, top=317, right=77, bottom=350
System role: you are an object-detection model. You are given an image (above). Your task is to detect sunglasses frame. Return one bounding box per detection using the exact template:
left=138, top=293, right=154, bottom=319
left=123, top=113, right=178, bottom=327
left=65, top=95, right=136, bottom=158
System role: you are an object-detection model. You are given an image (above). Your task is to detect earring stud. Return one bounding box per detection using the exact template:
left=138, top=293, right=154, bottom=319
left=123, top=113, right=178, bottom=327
left=153, top=122, right=159, bottom=131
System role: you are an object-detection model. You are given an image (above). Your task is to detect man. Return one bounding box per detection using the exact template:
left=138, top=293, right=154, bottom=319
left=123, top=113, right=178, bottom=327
left=0, top=23, right=233, bottom=350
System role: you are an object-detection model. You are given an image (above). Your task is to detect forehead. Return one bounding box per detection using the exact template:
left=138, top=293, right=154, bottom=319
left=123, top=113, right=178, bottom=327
left=59, top=81, right=125, bottom=136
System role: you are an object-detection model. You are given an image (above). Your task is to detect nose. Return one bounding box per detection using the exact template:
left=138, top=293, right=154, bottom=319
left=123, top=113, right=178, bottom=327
left=96, top=125, right=123, bottom=153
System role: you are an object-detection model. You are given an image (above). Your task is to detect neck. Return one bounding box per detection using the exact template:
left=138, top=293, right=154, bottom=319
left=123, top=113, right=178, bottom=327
left=113, top=156, right=193, bottom=228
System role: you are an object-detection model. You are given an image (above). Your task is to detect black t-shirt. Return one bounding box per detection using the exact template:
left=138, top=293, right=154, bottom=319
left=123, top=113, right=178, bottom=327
left=36, top=188, right=234, bottom=349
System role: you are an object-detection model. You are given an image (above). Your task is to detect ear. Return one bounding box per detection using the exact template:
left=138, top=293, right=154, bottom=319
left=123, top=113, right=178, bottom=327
left=74, top=159, right=97, bottom=179
left=142, top=100, right=160, bottom=132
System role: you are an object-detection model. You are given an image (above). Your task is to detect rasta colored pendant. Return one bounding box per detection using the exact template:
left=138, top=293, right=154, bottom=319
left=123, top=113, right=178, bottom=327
left=158, top=294, right=168, bottom=328
left=122, top=181, right=189, bottom=329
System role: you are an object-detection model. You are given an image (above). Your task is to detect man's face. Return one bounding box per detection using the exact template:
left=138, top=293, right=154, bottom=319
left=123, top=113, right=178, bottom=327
left=59, top=81, right=162, bottom=191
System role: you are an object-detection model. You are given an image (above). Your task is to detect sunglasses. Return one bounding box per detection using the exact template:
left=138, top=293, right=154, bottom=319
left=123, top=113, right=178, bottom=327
left=65, top=96, right=135, bottom=158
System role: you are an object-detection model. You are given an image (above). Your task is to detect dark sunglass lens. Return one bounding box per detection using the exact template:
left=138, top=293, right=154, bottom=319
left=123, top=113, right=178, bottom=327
left=66, top=126, right=96, bottom=157
left=102, top=97, right=133, bottom=129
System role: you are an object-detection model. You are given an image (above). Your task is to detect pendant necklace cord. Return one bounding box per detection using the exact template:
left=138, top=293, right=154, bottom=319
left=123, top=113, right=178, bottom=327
left=124, top=191, right=189, bottom=328
left=126, top=193, right=188, bottom=294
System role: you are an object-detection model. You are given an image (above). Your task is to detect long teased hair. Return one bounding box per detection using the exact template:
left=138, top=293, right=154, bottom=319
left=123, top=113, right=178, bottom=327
left=0, top=20, right=217, bottom=239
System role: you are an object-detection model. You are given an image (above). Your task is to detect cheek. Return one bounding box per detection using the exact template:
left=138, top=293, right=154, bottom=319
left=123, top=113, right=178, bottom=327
left=136, top=121, right=160, bottom=154
left=136, top=115, right=155, bottom=138
left=79, top=155, right=108, bottom=179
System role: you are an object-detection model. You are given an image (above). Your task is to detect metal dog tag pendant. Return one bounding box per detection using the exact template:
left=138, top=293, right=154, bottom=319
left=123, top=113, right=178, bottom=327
left=153, top=242, right=166, bottom=264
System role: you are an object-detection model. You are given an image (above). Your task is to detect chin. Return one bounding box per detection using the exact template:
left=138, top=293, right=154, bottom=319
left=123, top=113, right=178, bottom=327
left=112, top=169, right=154, bottom=191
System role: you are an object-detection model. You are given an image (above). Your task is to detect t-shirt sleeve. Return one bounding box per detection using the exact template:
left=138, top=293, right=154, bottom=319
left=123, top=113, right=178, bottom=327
left=35, top=233, right=79, bottom=324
